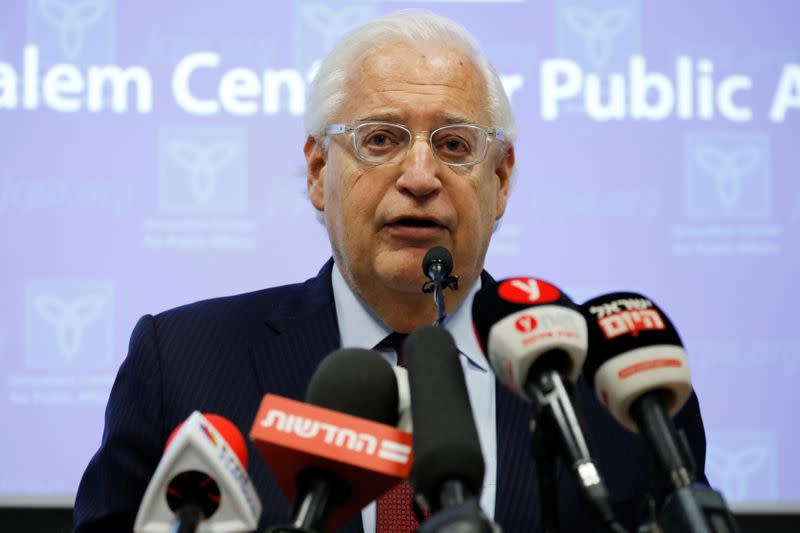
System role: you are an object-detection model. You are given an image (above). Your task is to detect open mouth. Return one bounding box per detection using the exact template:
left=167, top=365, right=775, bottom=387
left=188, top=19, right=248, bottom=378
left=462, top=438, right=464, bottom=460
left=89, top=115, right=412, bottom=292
left=391, top=218, right=442, bottom=228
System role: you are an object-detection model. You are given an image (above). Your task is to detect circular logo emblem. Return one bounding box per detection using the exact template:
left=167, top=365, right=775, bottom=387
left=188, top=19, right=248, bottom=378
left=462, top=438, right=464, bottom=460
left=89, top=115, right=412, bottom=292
left=498, top=278, right=561, bottom=305
left=514, top=315, right=538, bottom=333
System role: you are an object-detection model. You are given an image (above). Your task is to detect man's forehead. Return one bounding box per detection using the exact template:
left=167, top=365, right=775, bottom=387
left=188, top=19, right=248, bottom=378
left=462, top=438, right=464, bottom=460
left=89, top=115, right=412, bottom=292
left=337, top=41, right=491, bottom=125
left=359, top=41, right=473, bottom=70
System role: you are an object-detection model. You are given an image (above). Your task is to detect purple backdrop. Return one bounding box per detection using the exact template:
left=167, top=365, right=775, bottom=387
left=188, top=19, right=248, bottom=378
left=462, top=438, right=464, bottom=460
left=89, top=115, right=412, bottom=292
left=0, top=0, right=798, bottom=509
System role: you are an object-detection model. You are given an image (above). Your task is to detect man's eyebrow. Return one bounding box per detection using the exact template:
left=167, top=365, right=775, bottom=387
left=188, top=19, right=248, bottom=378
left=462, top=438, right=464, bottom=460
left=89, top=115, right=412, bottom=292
left=354, top=112, right=478, bottom=125
left=441, top=113, right=475, bottom=125
left=356, top=112, right=404, bottom=123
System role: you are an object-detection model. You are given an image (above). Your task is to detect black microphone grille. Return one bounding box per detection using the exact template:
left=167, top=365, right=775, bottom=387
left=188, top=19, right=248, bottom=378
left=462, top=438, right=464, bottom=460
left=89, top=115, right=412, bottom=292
left=422, top=246, right=454, bottom=279
left=306, top=348, right=399, bottom=426
left=404, top=326, right=485, bottom=504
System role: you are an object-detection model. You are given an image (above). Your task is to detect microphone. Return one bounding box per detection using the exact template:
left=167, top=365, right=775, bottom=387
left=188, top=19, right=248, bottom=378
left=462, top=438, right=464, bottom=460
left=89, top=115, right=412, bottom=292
left=404, top=326, right=495, bottom=532
left=422, top=246, right=454, bottom=282
left=250, top=348, right=413, bottom=533
left=421, top=246, right=459, bottom=325
left=471, top=277, right=623, bottom=532
left=134, top=411, right=261, bottom=533
left=581, top=293, right=740, bottom=532
left=580, top=293, right=693, bottom=475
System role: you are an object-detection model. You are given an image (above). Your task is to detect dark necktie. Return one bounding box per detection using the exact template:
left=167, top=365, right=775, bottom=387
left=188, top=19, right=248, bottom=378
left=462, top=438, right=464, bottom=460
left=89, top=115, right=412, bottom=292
left=374, top=332, right=420, bottom=532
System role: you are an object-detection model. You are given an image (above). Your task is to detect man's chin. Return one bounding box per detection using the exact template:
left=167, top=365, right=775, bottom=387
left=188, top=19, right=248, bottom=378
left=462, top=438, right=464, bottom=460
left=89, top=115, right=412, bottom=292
left=373, top=250, right=431, bottom=294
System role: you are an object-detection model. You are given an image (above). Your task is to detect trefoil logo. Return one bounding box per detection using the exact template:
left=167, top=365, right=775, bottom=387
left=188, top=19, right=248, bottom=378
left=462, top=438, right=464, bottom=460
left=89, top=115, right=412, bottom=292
left=562, top=6, right=633, bottom=70
left=167, top=140, right=239, bottom=206
left=299, top=3, right=375, bottom=52
left=33, top=293, right=105, bottom=360
left=35, top=0, right=110, bottom=60
left=694, top=146, right=763, bottom=210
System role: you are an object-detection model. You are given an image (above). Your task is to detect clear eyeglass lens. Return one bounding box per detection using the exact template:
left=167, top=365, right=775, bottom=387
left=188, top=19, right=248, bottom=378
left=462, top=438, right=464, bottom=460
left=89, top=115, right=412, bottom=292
left=353, top=123, right=487, bottom=166
left=431, top=125, right=485, bottom=165
left=354, top=123, right=409, bottom=163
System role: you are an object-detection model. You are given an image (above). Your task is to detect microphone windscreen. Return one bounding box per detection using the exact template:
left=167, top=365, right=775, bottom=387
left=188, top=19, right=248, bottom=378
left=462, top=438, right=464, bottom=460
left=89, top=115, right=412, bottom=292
left=404, top=326, right=484, bottom=506
left=472, top=276, right=576, bottom=354
left=471, top=277, right=587, bottom=393
left=136, top=412, right=262, bottom=532
left=165, top=413, right=249, bottom=468
left=580, top=292, right=692, bottom=430
left=422, top=246, right=454, bottom=278
left=581, top=292, right=684, bottom=385
left=306, top=348, right=399, bottom=426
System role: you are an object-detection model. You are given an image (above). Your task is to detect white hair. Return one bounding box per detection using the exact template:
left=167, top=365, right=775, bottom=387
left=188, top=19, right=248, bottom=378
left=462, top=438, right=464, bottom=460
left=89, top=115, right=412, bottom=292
left=304, top=9, right=517, bottom=142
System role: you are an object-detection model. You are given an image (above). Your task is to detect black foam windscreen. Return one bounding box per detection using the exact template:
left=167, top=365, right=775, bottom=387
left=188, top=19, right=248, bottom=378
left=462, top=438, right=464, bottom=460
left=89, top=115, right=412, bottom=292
left=580, top=292, right=684, bottom=388
left=471, top=276, right=577, bottom=354
left=306, top=348, right=399, bottom=426
left=404, top=326, right=485, bottom=505
left=422, top=246, right=454, bottom=279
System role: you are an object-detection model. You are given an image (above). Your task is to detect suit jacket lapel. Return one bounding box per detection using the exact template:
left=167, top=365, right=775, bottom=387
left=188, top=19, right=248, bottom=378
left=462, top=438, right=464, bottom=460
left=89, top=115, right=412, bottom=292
left=249, top=259, right=340, bottom=400
left=248, top=259, right=365, bottom=533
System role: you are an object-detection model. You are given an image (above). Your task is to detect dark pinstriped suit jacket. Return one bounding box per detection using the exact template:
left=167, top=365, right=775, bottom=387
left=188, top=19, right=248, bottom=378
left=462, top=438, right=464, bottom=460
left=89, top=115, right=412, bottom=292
left=73, top=260, right=707, bottom=532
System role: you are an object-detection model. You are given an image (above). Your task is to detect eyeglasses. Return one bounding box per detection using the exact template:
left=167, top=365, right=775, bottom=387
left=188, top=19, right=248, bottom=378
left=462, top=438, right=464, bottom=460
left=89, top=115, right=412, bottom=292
left=323, top=121, right=506, bottom=168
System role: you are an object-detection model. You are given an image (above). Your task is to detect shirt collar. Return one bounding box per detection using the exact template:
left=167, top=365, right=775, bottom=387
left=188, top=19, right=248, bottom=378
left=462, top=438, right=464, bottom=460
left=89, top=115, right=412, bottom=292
left=331, top=262, right=489, bottom=373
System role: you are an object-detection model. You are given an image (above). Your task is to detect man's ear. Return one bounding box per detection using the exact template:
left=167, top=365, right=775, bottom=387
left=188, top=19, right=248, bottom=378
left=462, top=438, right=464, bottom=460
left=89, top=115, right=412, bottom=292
left=494, top=143, right=515, bottom=220
left=304, top=135, right=327, bottom=211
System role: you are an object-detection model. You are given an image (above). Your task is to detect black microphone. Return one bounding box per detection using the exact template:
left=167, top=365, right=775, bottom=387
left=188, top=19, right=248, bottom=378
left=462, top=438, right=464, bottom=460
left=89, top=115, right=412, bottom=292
left=581, top=293, right=739, bottom=532
left=581, top=293, right=694, bottom=485
left=257, top=348, right=404, bottom=533
left=422, top=246, right=454, bottom=281
left=306, top=348, right=399, bottom=425
left=404, top=326, right=496, bottom=532
left=422, top=246, right=459, bottom=326
left=472, top=277, right=624, bottom=532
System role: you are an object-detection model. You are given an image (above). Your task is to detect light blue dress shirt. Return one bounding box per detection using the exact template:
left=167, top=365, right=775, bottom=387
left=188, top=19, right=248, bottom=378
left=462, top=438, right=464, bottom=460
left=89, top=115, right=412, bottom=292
left=329, top=264, right=497, bottom=533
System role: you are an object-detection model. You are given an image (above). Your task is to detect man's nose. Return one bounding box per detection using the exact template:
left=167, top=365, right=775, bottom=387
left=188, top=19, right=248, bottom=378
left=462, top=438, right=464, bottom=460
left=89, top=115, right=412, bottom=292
left=396, top=133, right=442, bottom=197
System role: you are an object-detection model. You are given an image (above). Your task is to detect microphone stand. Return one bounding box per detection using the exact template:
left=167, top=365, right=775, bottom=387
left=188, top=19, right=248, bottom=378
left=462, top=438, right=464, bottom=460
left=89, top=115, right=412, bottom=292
left=530, top=413, right=560, bottom=533
left=526, top=369, right=627, bottom=533
left=631, top=393, right=740, bottom=533
left=418, top=496, right=498, bottom=533
left=417, top=481, right=499, bottom=533
left=173, top=504, right=204, bottom=533
left=265, top=470, right=346, bottom=533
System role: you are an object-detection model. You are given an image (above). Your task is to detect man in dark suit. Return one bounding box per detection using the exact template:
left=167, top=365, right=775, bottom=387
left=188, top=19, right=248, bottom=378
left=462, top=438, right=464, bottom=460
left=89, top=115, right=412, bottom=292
left=73, top=9, right=706, bottom=533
